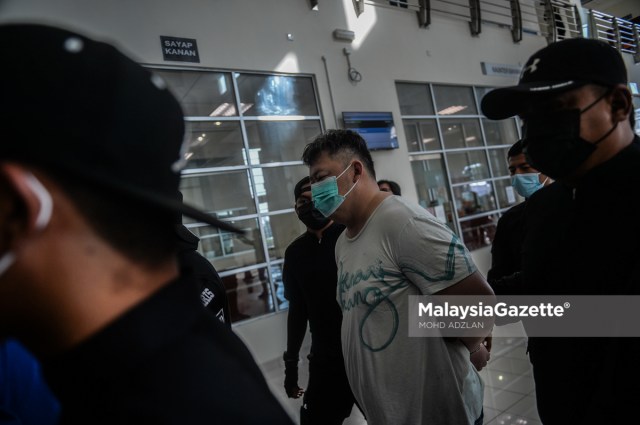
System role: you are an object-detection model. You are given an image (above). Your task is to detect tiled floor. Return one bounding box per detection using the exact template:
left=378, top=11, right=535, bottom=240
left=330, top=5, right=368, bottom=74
left=260, top=335, right=540, bottom=425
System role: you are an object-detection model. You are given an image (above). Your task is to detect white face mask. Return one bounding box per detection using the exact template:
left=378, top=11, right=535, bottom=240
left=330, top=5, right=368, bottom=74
left=0, top=172, right=53, bottom=278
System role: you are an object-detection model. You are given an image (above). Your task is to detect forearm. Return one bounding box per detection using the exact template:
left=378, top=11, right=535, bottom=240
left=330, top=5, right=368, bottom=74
left=285, top=303, right=308, bottom=357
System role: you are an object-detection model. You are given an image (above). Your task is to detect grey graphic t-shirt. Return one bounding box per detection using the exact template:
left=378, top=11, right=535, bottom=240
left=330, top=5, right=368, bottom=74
left=335, top=196, right=483, bottom=425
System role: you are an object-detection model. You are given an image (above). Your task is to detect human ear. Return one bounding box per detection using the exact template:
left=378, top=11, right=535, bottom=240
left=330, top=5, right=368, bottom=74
left=352, top=161, right=363, bottom=181
left=609, top=85, right=632, bottom=124
left=0, top=163, right=51, bottom=237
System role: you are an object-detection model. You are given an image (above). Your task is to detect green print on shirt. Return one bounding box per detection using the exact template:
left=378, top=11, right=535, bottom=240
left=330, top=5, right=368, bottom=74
left=338, top=234, right=474, bottom=352
left=338, top=259, right=408, bottom=352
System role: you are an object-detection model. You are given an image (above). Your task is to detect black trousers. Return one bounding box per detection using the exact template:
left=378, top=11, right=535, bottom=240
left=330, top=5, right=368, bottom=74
left=300, top=355, right=357, bottom=425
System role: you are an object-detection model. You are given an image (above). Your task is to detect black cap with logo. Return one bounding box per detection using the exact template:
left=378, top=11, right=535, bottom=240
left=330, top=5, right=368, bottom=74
left=481, top=38, right=628, bottom=120
left=0, top=23, right=242, bottom=234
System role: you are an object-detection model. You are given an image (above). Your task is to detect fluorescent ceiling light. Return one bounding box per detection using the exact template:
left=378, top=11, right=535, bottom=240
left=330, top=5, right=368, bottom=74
left=438, top=105, right=467, bottom=115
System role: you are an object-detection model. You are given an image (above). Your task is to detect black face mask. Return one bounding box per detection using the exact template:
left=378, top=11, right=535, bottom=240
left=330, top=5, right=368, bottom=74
left=296, top=202, right=330, bottom=230
left=522, top=90, right=617, bottom=180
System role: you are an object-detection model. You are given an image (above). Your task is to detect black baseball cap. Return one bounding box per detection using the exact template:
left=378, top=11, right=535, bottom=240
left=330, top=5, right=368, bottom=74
left=0, top=23, right=242, bottom=234
left=481, top=38, right=628, bottom=120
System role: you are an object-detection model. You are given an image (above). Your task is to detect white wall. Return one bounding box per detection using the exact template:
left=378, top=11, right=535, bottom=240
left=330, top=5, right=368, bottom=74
left=1, top=0, right=632, bottom=364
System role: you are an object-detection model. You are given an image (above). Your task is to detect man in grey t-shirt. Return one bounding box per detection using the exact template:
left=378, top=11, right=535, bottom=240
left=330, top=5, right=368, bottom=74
left=302, top=129, right=493, bottom=425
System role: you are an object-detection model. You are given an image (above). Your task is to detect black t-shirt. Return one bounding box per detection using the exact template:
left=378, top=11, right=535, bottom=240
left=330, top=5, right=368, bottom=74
left=43, top=275, right=294, bottom=425
left=283, top=223, right=345, bottom=358
left=176, top=225, right=231, bottom=327
left=487, top=201, right=526, bottom=286
left=520, top=136, right=640, bottom=420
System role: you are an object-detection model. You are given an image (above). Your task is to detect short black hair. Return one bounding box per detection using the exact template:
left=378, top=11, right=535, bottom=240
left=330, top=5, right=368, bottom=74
left=507, top=140, right=524, bottom=159
left=378, top=180, right=401, bottom=196
left=47, top=167, right=177, bottom=267
left=302, top=129, right=376, bottom=179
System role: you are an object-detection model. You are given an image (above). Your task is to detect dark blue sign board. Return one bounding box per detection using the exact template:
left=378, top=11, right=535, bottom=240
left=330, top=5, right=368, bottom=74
left=160, top=36, right=200, bottom=63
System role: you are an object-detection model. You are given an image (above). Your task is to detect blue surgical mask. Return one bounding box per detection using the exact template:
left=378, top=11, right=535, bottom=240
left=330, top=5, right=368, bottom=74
left=311, top=163, right=358, bottom=218
left=511, top=173, right=546, bottom=199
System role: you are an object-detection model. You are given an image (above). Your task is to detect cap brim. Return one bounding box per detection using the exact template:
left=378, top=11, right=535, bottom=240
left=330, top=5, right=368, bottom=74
left=481, top=80, right=584, bottom=120
left=117, top=182, right=245, bottom=234
left=36, top=160, right=246, bottom=235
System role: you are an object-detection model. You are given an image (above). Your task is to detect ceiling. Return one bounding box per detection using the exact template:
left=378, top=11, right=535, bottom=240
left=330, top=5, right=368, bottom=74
left=580, top=0, right=639, bottom=19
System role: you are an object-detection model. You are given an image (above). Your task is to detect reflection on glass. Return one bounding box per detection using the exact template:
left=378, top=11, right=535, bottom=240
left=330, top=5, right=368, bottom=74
left=270, top=263, right=288, bottom=310
left=258, top=165, right=309, bottom=212
left=190, top=218, right=263, bottom=273
left=180, top=170, right=257, bottom=222
left=261, top=213, right=306, bottom=261
left=433, top=85, right=478, bottom=115
left=456, top=180, right=498, bottom=249
left=219, top=266, right=275, bottom=323
left=244, top=120, right=322, bottom=164
left=403, top=119, right=441, bottom=152
left=494, top=178, right=524, bottom=209
left=440, top=119, right=483, bottom=149
left=453, top=182, right=497, bottom=218
left=236, top=74, right=319, bottom=116
left=482, top=118, right=519, bottom=146
left=410, top=154, right=456, bottom=231
left=446, top=151, right=490, bottom=183
left=183, top=121, right=245, bottom=169
left=460, top=216, right=498, bottom=251
left=152, top=70, right=237, bottom=117
left=488, top=148, right=510, bottom=177
left=396, top=83, right=435, bottom=115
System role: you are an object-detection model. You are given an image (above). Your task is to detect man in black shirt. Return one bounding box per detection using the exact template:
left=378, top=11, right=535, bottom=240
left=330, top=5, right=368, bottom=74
left=0, top=24, right=293, bottom=425
left=282, top=177, right=356, bottom=424
left=175, top=190, right=231, bottom=327
left=482, top=37, right=639, bottom=424
left=487, top=140, right=550, bottom=292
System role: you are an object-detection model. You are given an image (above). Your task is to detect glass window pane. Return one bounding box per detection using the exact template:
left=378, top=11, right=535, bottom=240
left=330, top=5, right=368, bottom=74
left=396, top=83, right=435, bottom=115
left=460, top=215, right=498, bottom=251
left=482, top=118, right=519, bottom=146
left=441, top=119, right=483, bottom=149
left=261, top=213, right=306, bottom=261
left=403, top=119, right=441, bottom=152
left=180, top=170, right=257, bottom=222
left=237, top=74, right=319, bottom=116
left=270, top=263, right=288, bottom=310
left=190, top=217, right=263, bottom=273
left=446, top=151, right=490, bottom=183
left=410, top=154, right=456, bottom=231
left=433, top=85, right=478, bottom=115
left=220, top=265, right=274, bottom=323
left=153, top=70, right=237, bottom=117
left=244, top=120, right=322, bottom=164
left=183, top=121, right=245, bottom=169
left=494, top=178, right=524, bottom=209
left=487, top=148, right=510, bottom=178
left=453, top=182, right=497, bottom=218
left=255, top=165, right=309, bottom=213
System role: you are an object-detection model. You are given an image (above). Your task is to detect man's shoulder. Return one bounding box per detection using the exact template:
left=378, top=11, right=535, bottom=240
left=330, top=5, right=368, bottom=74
left=285, top=231, right=312, bottom=255
left=499, top=201, right=527, bottom=221
left=373, top=196, right=436, bottom=228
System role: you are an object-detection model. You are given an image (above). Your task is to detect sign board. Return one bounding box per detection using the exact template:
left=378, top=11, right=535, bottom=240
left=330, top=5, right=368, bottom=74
left=160, top=36, right=200, bottom=63
left=481, top=62, right=521, bottom=78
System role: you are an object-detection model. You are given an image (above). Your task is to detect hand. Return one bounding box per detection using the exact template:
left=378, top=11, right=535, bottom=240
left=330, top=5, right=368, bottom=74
left=470, top=344, right=490, bottom=371
left=285, top=383, right=305, bottom=399
left=283, top=351, right=304, bottom=399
